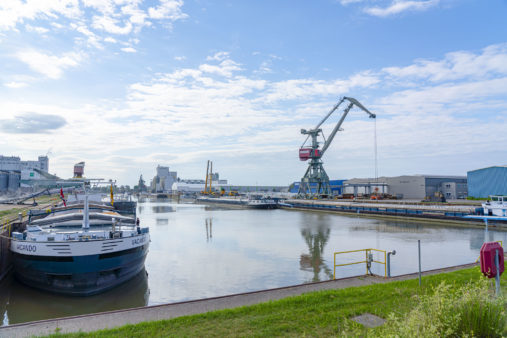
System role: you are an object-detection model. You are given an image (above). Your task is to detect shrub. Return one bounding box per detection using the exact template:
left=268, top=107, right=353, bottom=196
left=379, top=279, right=505, bottom=337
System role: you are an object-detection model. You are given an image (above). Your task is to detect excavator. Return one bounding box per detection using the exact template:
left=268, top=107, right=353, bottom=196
left=298, top=97, right=376, bottom=198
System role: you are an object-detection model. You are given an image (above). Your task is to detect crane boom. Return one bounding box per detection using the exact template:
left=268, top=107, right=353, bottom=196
left=314, top=97, right=345, bottom=130
left=320, top=102, right=353, bottom=155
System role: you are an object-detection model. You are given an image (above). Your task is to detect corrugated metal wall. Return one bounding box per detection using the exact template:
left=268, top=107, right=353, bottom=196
left=467, top=167, right=507, bottom=198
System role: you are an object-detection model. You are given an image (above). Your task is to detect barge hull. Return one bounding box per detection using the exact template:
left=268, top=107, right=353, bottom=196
left=12, top=244, right=148, bottom=296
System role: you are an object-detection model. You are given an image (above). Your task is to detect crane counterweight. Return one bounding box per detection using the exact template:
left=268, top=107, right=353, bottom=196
left=297, top=97, right=376, bottom=198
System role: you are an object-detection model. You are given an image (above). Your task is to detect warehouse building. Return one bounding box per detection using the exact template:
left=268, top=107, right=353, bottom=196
left=467, top=166, right=507, bottom=198
left=344, top=175, right=467, bottom=200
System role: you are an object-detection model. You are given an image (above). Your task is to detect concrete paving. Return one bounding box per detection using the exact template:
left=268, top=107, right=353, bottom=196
left=0, top=263, right=477, bottom=338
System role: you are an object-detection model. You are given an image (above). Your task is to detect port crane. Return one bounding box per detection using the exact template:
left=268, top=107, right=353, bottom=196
left=298, top=97, right=376, bottom=197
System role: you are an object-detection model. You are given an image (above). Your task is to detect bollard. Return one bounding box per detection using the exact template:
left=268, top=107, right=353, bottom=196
left=387, top=250, right=396, bottom=277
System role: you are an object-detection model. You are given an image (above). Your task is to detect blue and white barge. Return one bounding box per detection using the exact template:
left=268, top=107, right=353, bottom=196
left=10, top=196, right=150, bottom=296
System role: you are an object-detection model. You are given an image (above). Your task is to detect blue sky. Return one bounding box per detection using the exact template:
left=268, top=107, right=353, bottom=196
left=0, top=0, right=506, bottom=186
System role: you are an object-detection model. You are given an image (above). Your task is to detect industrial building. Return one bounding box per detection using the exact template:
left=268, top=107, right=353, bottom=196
left=172, top=173, right=228, bottom=193
left=172, top=175, right=288, bottom=194
left=467, top=166, right=507, bottom=198
left=151, top=165, right=178, bottom=193
left=0, top=155, right=49, bottom=192
left=344, top=175, right=467, bottom=200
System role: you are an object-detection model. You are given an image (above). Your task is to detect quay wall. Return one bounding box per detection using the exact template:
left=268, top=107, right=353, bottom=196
left=0, top=228, right=11, bottom=281
left=282, top=199, right=496, bottom=228
left=0, top=222, right=24, bottom=282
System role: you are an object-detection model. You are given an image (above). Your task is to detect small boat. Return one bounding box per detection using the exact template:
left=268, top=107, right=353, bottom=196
left=483, top=196, right=507, bottom=217
left=10, top=195, right=150, bottom=296
left=245, top=196, right=277, bottom=209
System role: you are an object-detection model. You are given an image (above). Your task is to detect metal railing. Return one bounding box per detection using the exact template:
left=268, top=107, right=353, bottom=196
left=333, top=248, right=387, bottom=279
left=0, top=219, right=12, bottom=238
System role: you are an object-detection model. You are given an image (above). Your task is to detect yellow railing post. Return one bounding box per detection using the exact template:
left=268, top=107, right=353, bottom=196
left=334, top=248, right=388, bottom=278
left=365, top=249, right=369, bottom=275
left=384, top=251, right=387, bottom=277
left=333, top=253, right=336, bottom=280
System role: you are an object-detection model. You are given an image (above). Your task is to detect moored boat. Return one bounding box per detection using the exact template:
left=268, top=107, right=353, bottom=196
left=10, top=195, right=150, bottom=296
left=483, top=196, right=507, bottom=217
left=196, top=195, right=278, bottom=209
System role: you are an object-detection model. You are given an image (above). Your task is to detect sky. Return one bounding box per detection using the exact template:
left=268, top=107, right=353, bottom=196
left=0, top=0, right=506, bottom=187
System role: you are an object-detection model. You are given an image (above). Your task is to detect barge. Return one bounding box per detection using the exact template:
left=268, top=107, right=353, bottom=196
left=10, top=195, right=150, bottom=296
left=197, top=196, right=278, bottom=209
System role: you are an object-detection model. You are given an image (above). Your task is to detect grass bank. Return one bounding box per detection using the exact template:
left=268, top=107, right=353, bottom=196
left=47, top=265, right=507, bottom=337
left=0, top=194, right=59, bottom=222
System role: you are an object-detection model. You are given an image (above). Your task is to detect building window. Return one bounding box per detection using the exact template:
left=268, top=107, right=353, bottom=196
left=445, top=184, right=451, bottom=188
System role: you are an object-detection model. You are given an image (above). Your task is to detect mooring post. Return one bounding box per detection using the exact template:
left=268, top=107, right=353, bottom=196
left=387, top=250, right=396, bottom=277
left=418, top=240, right=422, bottom=286
left=495, top=249, right=501, bottom=297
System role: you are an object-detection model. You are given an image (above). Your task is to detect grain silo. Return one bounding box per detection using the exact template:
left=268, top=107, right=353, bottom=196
left=0, top=171, right=8, bottom=191
left=7, top=171, right=20, bottom=191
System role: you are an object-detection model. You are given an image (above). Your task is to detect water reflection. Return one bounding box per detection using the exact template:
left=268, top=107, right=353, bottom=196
left=1, top=269, right=149, bottom=325
left=356, top=222, right=431, bottom=234
left=299, top=214, right=333, bottom=282
left=156, top=218, right=169, bottom=226
left=152, top=206, right=174, bottom=213
left=205, top=218, right=213, bottom=242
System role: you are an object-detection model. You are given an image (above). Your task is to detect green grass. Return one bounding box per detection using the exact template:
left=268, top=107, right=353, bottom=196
left=467, top=196, right=488, bottom=201
left=45, top=266, right=507, bottom=337
left=0, top=194, right=59, bottom=223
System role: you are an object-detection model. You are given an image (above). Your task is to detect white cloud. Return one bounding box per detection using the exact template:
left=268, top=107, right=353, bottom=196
left=263, top=72, right=379, bottom=102
left=383, top=43, right=507, bottom=82
left=104, top=37, right=117, bottom=43
left=91, top=15, right=133, bottom=34
left=148, top=0, right=187, bottom=20
left=4, top=81, right=27, bottom=88
left=364, top=0, right=440, bottom=17
left=17, top=50, right=84, bottom=79
left=0, top=1, right=82, bottom=31
left=206, top=52, right=230, bottom=61
left=174, top=56, right=186, bottom=61
left=199, top=59, right=242, bottom=78
left=0, top=0, right=188, bottom=54
left=121, top=46, right=137, bottom=53
left=25, top=24, right=49, bottom=34
left=3, top=42, right=507, bottom=184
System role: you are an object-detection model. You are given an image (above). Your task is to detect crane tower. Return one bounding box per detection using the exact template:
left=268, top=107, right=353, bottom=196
left=298, top=97, right=376, bottom=197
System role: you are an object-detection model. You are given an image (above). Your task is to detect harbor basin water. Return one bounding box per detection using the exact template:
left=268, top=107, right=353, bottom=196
left=1, top=198, right=505, bottom=325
